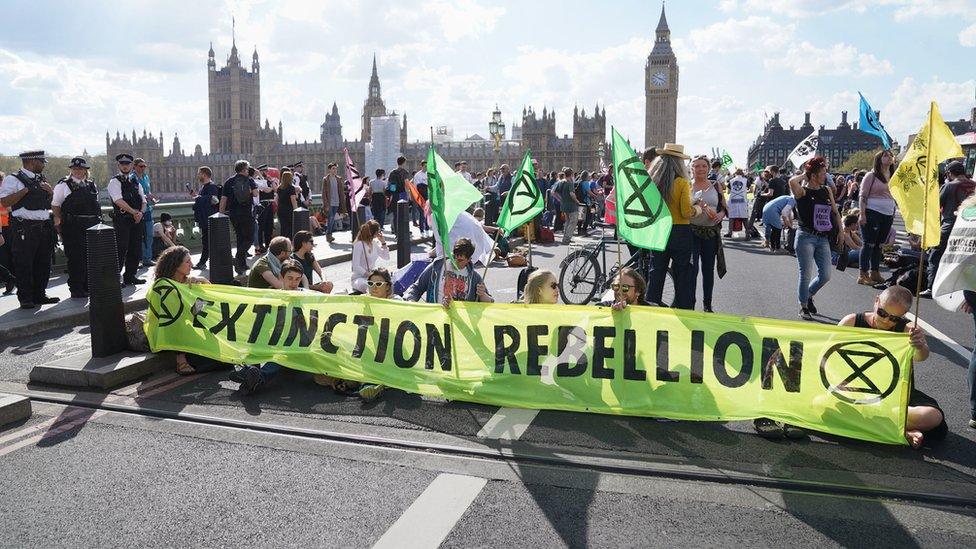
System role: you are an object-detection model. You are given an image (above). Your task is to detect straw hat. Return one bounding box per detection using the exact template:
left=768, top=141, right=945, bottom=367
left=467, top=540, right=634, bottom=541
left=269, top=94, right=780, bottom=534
left=657, top=143, right=690, bottom=160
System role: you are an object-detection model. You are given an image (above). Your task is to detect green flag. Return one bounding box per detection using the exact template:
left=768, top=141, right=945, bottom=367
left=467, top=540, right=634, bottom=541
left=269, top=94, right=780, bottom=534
left=497, top=150, right=543, bottom=235
left=721, top=150, right=734, bottom=170
left=752, top=161, right=762, bottom=173
left=426, top=145, right=483, bottom=262
left=611, top=127, right=672, bottom=251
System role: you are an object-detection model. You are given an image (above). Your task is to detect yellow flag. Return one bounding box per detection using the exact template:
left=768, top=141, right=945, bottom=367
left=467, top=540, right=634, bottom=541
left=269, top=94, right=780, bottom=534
left=889, top=101, right=964, bottom=248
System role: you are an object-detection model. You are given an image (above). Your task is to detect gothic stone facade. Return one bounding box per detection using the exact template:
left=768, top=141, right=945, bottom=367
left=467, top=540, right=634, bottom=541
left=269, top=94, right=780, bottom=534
left=107, top=38, right=610, bottom=198
left=747, top=111, right=887, bottom=171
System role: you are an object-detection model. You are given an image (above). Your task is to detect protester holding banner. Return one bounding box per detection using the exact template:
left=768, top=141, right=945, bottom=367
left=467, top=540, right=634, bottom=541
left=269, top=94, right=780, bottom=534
left=247, top=236, right=293, bottom=290
left=857, top=150, right=896, bottom=286
left=646, top=145, right=700, bottom=309
left=921, top=161, right=974, bottom=298
left=238, top=260, right=307, bottom=395
left=689, top=155, right=727, bottom=313
left=153, top=246, right=231, bottom=376
left=523, top=269, right=559, bottom=305
left=599, top=267, right=650, bottom=310
left=291, top=231, right=334, bottom=294
left=839, top=286, right=944, bottom=448
left=351, top=220, right=389, bottom=294
left=406, top=238, right=493, bottom=305
left=790, top=156, right=839, bottom=320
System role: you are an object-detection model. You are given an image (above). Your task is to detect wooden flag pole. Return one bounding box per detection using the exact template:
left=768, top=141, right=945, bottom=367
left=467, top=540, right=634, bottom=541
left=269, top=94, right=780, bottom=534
left=528, top=226, right=533, bottom=267
left=482, top=230, right=502, bottom=281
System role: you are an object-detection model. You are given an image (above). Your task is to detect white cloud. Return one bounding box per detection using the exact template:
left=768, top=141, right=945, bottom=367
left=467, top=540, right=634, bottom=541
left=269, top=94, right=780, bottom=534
left=685, top=16, right=794, bottom=55
left=883, top=77, right=976, bottom=142
left=960, top=22, right=976, bottom=46
left=719, top=0, right=879, bottom=17
left=764, top=41, right=893, bottom=76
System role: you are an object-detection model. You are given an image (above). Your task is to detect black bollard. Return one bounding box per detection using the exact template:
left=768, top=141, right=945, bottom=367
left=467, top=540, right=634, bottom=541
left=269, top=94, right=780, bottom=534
left=292, top=207, right=310, bottom=240
left=353, top=205, right=365, bottom=238
left=396, top=199, right=410, bottom=268
left=86, top=224, right=127, bottom=358
left=208, top=213, right=233, bottom=285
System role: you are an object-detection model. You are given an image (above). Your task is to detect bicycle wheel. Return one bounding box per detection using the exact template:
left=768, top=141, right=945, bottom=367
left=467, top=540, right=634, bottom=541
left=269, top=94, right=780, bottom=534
left=559, top=249, right=602, bottom=304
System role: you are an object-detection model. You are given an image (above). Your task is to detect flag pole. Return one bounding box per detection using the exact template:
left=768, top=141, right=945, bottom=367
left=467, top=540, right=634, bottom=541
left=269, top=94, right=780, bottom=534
left=913, top=104, right=936, bottom=322
left=482, top=230, right=502, bottom=281
left=527, top=225, right=533, bottom=267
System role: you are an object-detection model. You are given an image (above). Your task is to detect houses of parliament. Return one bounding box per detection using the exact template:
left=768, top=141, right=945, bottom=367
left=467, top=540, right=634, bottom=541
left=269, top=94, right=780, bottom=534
left=106, top=7, right=679, bottom=197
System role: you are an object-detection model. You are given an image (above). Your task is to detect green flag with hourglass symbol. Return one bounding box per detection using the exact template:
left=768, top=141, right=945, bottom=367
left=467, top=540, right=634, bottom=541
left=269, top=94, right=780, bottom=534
left=497, top=150, right=543, bottom=236
left=611, top=127, right=672, bottom=251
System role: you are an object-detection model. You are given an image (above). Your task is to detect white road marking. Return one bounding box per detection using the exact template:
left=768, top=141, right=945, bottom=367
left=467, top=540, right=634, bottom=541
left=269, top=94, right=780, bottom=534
left=371, top=473, right=488, bottom=549
left=477, top=407, right=540, bottom=440
left=907, top=313, right=972, bottom=362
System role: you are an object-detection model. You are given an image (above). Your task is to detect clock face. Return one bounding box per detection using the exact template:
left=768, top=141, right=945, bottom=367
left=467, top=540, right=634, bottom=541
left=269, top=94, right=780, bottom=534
left=652, top=71, right=668, bottom=87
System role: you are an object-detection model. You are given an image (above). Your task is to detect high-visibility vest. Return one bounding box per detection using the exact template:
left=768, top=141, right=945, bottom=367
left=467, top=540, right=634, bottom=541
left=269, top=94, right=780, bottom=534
left=0, top=204, right=9, bottom=228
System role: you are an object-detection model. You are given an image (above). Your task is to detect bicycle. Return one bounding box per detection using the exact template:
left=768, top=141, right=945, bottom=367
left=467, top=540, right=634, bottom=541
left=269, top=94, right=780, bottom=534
left=557, top=222, right=675, bottom=305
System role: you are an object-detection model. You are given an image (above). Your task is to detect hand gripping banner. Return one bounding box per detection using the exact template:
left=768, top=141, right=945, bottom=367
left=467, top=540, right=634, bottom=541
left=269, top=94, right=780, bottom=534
left=146, top=281, right=914, bottom=445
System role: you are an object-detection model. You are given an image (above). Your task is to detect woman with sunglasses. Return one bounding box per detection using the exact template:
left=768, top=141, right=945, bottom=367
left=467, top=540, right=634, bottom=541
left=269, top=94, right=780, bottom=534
left=291, top=230, right=334, bottom=294
left=523, top=269, right=560, bottom=305
left=599, top=267, right=650, bottom=310
left=838, top=286, right=941, bottom=449
left=314, top=267, right=396, bottom=402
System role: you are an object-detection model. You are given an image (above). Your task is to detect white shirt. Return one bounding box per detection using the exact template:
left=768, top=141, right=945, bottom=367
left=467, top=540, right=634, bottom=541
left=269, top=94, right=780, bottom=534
left=461, top=170, right=474, bottom=185
left=413, top=170, right=428, bottom=187
left=254, top=176, right=270, bottom=192
left=107, top=173, right=146, bottom=208
left=0, top=169, right=52, bottom=220
left=351, top=238, right=390, bottom=292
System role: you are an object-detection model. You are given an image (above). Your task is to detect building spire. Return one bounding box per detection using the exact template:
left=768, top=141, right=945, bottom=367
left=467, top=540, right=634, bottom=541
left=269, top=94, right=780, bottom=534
left=232, top=16, right=236, bottom=48
left=371, top=53, right=378, bottom=78
left=656, top=2, right=669, bottom=33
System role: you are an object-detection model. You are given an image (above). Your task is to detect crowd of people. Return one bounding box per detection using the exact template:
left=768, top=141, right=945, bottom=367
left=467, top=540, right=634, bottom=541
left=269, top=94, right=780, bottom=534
left=2, top=143, right=974, bottom=449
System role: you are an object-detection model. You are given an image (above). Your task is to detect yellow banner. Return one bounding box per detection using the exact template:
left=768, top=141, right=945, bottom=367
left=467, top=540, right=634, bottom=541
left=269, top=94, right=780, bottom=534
left=146, top=281, right=914, bottom=445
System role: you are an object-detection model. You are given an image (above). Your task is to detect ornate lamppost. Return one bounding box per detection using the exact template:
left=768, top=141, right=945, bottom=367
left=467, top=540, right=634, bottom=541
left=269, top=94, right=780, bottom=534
left=489, top=105, right=505, bottom=170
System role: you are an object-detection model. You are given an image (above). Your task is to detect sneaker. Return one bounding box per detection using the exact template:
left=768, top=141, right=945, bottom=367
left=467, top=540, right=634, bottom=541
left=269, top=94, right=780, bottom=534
left=124, top=277, right=146, bottom=285
left=358, top=384, right=386, bottom=402
left=857, top=274, right=873, bottom=285
left=806, top=298, right=817, bottom=315
left=37, top=296, right=60, bottom=305
left=754, top=418, right=784, bottom=439
left=239, top=366, right=264, bottom=395
left=783, top=424, right=808, bottom=439
left=228, top=366, right=245, bottom=383
left=918, top=289, right=933, bottom=299
left=799, top=306, right=813, bottom=321
left=142, top=260, right=156, bottom=267
left=3, top=280, right=14, bottom=295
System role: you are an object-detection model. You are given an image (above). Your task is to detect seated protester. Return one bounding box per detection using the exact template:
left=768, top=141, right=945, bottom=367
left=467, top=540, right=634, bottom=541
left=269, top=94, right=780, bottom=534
left=523, top=269, right=560, bottom=305
left=405, top=238, right=494, bottom=307
left=472, top=207, right=510, bottom=258
left=152, top=212, right=177, bottom=259
left=291, top=230, right=334, bottom=293
left=313, top=267, right=398, bottom=402
left=247, top=236, right=293, bottom=289
left=237, top=260, right=306, bottom=395
left=833, top=212, right=863, bottom=266
left=153, top=246, right=232, bottom=376
left=351, top=220, right=390, bottom=294
left=839, top=286, right=945, bottom=448
left=599, top=267, right=651, bottom=310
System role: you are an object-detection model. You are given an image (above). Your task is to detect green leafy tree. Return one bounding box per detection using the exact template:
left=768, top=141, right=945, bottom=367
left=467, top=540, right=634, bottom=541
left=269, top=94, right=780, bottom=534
left=837, top=148, right=881, bottom=173
left=0, top=154, right=108, bottom=188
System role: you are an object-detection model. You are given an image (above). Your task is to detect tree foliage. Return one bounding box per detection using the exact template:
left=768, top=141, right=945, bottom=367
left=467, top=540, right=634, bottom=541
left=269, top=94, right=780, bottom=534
left=0, top=154, right=109, bottom=188
left=837, top=148, right=880, bottom=174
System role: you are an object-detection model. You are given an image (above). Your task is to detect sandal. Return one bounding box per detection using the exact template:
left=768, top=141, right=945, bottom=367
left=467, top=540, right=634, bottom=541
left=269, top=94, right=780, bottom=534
left=175, top=356, right=196, bottom=376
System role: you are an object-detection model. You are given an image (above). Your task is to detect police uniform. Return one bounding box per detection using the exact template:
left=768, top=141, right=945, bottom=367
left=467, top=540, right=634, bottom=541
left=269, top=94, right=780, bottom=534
left=53, top=157, right=101, bottom=297
left=0, top=150, right=58, bottom=308
left=292, top=161, right=311, bottom=206
left=107, top=153, right=146, bottom=284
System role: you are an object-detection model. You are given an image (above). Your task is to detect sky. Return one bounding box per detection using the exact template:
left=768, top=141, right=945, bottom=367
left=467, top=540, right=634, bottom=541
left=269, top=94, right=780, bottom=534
left=1, top=0, right=974, bottom=165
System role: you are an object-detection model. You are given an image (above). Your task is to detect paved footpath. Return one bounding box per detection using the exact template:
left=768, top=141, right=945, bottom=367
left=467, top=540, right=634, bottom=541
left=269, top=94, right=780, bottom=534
left=0, top=224, right=432, bottom=339
left=2, top=219, right=976, bottom=547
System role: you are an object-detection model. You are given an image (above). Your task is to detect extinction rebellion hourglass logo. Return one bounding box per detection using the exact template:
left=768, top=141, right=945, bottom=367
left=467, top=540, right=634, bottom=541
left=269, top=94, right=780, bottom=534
left=819, top=341, right=900, bottom=405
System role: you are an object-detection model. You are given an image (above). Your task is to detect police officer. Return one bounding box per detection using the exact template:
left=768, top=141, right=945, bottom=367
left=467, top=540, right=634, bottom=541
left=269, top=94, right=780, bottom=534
left=108, top=153, right=147, bottom=285
left=292, top=160, right=311, bottom=208
left=0, top=150, right=59, bottom=309
left=52, top=157, right=101, bottom=298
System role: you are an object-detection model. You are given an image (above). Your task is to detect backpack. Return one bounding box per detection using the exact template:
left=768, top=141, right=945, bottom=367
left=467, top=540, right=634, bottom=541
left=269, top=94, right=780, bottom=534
left=575, top=181, right=587, bottom=203
left=232, top=176, right=251, bottom=205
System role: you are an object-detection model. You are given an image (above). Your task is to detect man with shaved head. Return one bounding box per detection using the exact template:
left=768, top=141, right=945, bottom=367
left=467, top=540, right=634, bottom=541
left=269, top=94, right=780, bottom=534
left=838, top=286, right=945, bottom=449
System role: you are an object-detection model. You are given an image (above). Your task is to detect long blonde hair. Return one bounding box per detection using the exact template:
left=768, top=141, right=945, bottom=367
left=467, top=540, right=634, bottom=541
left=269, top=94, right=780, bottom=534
left=523, top=269, right=556, bottom=304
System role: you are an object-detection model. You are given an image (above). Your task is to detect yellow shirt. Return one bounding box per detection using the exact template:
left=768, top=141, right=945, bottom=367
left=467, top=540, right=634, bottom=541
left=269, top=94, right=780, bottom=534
left=666, top=176, right=696, bottom=225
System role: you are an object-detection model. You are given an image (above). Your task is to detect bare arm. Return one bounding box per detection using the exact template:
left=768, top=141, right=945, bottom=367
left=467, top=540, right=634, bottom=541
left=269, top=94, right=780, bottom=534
left=219, top=196, right=228, bottom=214
left=789, top=174, right=806, bottom=199
left=261, top=270, right=283, bottom=289
left=0, top=188, right=28, bottom=208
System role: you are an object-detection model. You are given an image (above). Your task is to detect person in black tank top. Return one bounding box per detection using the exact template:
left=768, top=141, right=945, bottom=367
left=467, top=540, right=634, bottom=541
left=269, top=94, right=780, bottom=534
left=789, top=157, right=839, bottom=321
left=839, top=286, right=946, bottom=449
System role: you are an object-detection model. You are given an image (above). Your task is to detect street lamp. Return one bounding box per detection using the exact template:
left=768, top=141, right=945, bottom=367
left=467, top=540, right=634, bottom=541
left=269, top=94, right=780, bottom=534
left=489, top=105, right=505, bottom=170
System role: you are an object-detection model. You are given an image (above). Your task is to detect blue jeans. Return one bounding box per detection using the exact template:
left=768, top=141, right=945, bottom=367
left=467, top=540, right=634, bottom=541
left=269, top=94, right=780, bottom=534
left=141, top=210, right=154, bottom=262
left=647, top=224, right=693, bottom=309
left=795, top=230, right=832, bottom=305
left=859, top=209, right=893, bottom=272
left=259, top=362, right=282, bottom=383
left=691, top=231, right=718, bottom=309
left=326, top=205, right=339, bottom=235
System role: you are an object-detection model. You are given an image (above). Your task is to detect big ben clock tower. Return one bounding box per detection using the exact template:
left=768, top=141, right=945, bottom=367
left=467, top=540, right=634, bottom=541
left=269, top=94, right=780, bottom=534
left=645, top=3, right=678, bottom=149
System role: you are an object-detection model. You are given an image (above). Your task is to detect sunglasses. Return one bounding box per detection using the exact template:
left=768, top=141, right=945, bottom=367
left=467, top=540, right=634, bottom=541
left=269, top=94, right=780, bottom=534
left=366, top=280, right=389, bottom=287
left=610, top=284, right=634, bottom=292
left=876, top=306, right=906, bottom=324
